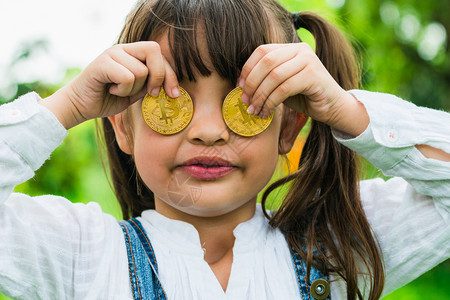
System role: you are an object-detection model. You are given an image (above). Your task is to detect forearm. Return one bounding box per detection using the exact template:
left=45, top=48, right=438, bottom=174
left=334, top=90, right=450, bottom=162
left=334, top=90, right=450, bottom=197
left=40, top=86, right=86, bottom=130
left=0, top=93, right=67, bottom=204
left=334, top=91, right=450, bottom=296
left=329, top=91, right=369, bottom=137
left=415, top=144, right=450, bottom=161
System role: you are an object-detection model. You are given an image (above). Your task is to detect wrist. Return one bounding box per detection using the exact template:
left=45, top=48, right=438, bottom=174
left=40, top=87, right=86, bottom=129
left=329, top=91, right=369, bottom=137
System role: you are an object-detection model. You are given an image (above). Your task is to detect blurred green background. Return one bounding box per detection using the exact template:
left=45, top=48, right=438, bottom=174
left=1, top=0, right=448, bottom=299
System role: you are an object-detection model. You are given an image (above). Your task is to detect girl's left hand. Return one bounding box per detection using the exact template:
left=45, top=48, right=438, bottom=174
left=238, top=43, right=357, bottom=129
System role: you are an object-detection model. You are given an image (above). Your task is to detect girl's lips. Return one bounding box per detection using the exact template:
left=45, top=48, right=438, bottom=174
left=178, top=157, right=237, bottom=180
left=180, top=165, right=236, bottom=180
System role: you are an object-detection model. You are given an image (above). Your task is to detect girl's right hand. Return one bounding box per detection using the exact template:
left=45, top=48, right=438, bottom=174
left=42, top=41, right=179, bottom=129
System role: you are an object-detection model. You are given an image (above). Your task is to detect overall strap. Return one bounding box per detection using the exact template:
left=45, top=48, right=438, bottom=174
left=119, top=218, right=167, bottom=300
left=128, top=218, right=160, bottom=273
left=290, top=247, right=331, bottom=300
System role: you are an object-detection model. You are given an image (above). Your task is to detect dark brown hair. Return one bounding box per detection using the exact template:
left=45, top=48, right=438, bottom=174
left=99, top=1, right=384, bottom=299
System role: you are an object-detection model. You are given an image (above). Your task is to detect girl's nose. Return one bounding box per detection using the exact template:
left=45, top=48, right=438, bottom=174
left=186, top=102, right=230, bottom=146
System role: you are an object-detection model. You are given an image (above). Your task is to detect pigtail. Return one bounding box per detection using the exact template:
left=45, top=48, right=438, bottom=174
left=262, top=12, right=384, bottom=300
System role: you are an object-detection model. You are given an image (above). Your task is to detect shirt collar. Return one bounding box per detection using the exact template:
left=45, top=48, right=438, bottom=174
left=139, top=204, right=271, bottom=255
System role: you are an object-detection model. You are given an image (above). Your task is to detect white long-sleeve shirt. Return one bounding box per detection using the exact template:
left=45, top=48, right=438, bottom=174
left=0, top=91, right=449, bottom=299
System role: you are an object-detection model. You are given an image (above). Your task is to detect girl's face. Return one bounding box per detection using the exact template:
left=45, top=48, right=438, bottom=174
left=111, top=36, right=297, bottom=219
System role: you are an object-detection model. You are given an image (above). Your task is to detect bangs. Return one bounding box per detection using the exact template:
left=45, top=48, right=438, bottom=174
left=119, top=0, right=294, bottom=84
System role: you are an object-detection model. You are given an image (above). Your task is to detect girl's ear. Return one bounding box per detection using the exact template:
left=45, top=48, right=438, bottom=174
left=279, top=110, right=308, bottom=154
left=108, top=114, right=133, bottom=155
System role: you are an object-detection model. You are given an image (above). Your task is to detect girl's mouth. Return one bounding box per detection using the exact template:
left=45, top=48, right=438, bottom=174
left=178, top=156, right=237, bottom=180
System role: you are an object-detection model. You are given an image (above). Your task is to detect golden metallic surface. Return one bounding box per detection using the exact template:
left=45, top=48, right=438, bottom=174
left=222, top=87, right=273, bottom=137
left=142, top=87, right=193, bottom=135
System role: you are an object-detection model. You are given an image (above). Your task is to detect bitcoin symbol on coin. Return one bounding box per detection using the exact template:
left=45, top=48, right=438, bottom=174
left=222, top=87, right=273, bottom=137
left=142, top=87, right=193, bottom=135
left=157, top=98, right=180, bottom=124
left=235, top=101, right=257, bottom=125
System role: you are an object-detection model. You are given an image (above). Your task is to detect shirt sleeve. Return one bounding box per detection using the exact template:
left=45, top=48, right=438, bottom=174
left=0, top=93, right=129, bottom=299
left=333, top=90, right=450, bottom=296
left=0, top=92, right=68, bottom=203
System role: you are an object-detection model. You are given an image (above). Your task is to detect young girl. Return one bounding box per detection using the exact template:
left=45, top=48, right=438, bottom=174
left=1, top=0, right=449, bottom=299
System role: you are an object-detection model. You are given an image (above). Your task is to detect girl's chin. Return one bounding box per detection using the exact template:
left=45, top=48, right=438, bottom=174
left=164, top=169, right=241, bottom=208
left=158, top=194, right=255, bottom=218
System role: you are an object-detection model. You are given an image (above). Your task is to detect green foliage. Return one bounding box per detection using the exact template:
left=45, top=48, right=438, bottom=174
left=0, top=0, right=448, bottom=299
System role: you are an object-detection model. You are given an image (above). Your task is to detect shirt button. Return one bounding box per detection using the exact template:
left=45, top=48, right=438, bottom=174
left=5, top=108, right=22, bottom=118
left=386, top=129, right=398, bottom=143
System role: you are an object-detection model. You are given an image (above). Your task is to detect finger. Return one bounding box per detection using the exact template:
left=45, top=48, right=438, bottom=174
left=108, top=48, right=149, bottom=96
left=239, top=44, right=282, bottom=84
left=239, top=44, right=284, bottom=103
left=162, top=58, right=180, bottom=98
left=260, top=72, right=308, bottom=118
left=121, top=42, right=167, bottom=96
left=241, top=46, right=297, bottom=104
left=144, top=48, right=165, bottom=96
left=106, top=60, right=137, bottom=97
left=248, top=54, right=305, bottom=116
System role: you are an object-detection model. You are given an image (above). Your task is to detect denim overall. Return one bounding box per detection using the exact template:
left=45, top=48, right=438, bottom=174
left=119, top=218, right=331, bottom=300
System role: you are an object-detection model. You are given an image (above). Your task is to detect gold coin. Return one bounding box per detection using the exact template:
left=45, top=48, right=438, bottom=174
left=142, top=87, right=193, bottom=135
left=222, top=87, right=273, bottom=137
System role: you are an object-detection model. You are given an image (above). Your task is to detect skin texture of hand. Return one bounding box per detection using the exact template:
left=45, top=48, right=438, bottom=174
left=41, top=41, right=180, bottom=129
left=238, top=42, right=370, bottom=136
left=238, top=42, right=450, bottom=160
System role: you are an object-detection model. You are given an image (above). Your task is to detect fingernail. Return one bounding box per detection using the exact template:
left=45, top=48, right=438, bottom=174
left=172, top=87, right=180, bottom=98
left=247, top=105, right=255, bottom=115
left=238, top=78, right=245, bottom=88
left=241, top=93, right=250, bottom=105
left=151, top=87, right=160, bottom=96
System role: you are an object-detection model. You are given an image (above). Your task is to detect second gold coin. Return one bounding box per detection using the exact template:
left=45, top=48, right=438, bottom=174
left=222, top=87, right=273, bottom=137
